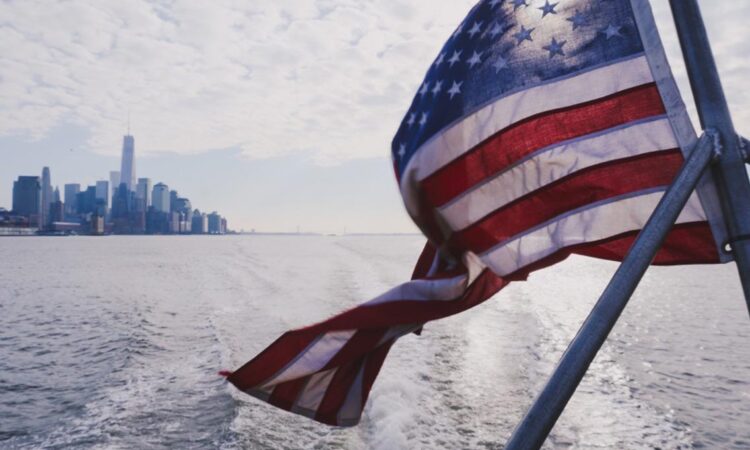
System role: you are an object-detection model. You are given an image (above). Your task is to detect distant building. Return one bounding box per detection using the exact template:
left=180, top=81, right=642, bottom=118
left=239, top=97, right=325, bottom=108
left=49, top=200, right=64, bottom=223
left=0, top=207, right=35, bottom=233
left=95, top=180, right=110, bottom=211
left=208, top=212, right=222, bottom=234
left=53, top=186, right=61, bottom=203
left=64, top=183, right=80, bottom=216
left=40, top=167, right=53, bottom=227
left=132, top=210, right=146, bottom=233
left=146, top=207, right=169, bottom=234
left=12, top=176, right=41, bottom=225
left=171, top=197, right=192, bottom=232
left=111, top=183, right=138, bottom=233
left=109, top=171, right=121, bottom=197
left=76, top=186, right=98, bottom=215
left=191, top=209, right=207, bottom=234
left=172, top=197, right=191, bottom=213
left=49, top=221, right=81, bottom=234
left=152, top=183, right=170, bottom=213
left=169, top=190, right=179, bottom=212
left=120, top=135, right=136, bottom=191
left=136, top=178, right=152, bottom=211
left=170, top=211, right=180, bottom=234
left=90, top=214, right=105, bottom=235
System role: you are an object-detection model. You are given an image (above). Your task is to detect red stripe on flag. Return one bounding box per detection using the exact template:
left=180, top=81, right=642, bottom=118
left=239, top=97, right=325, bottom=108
left=502, top=221, right=719, bottom=284
left=411, top=242, right=437, bottom=279
left=575, top=221, right=719, bottom=265
left=268, top=376, right=309, bottom=411
left=315, top=358, right=366, bottom=425
left=322, top=329, right=388, bottom=371
left=421, top=83, right=666, bottom=207
left=449, top=150, right=685, bottom=254
left=360, top=339, right=396, bottom=416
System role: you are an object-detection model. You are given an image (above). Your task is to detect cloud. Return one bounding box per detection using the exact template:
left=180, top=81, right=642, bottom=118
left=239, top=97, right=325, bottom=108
left=1, top=0, right=747, bottom=165
left=0, top=0, right=475, bottom=162
left=649, top=0, right=750, bottom=136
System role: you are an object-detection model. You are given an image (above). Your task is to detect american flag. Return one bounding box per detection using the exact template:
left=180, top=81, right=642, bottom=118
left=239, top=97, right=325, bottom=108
left=224, top=0, right=725, bottom=426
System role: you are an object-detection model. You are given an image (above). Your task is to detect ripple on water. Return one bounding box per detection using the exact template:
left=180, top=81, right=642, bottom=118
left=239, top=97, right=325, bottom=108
left=1, top=237, right=748, bottom=449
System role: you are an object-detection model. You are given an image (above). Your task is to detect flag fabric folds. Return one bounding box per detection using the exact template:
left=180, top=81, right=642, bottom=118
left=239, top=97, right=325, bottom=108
left=225, top=0, right=726, bottom=426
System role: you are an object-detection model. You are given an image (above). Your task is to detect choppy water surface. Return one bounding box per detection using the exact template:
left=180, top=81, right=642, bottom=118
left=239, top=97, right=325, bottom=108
left=0, top=236, right=748, bottom=449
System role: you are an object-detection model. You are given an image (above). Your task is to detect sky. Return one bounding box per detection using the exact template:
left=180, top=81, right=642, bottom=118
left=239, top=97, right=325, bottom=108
left=0, top=0, right=748, bottom=233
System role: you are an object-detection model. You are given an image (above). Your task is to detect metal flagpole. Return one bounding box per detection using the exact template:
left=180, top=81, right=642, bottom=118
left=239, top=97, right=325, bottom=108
left=504, top=131, right=717, bottom=449
left=670, top=0, right=750, bottom=317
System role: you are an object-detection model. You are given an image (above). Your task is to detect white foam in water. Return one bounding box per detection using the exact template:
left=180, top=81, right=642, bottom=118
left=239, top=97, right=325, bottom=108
left=0, top=236, right=748, bottom=449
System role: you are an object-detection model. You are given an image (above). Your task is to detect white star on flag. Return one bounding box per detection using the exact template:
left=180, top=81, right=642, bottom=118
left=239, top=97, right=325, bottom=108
left=493, top=55, right=509, bottom=73
left=468, top=22, right=483, bottom=38
left=602, top=23, right=623, bottom=39
left=447, top=81, right=463, bottom=99
left=434, top=53, right=445, bottom=67
left=432, top=80, right=444, bottom=96
left=467, top=51, right=482, bottom=68
left=448, top=50, right=462, bottom=67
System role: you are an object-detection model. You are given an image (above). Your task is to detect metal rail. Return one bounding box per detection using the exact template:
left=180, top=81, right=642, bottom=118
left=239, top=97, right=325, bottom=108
left=671, top=0, right=750, bottom=317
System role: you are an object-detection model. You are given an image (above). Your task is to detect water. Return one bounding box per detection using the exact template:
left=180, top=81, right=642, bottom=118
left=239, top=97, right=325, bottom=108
left=0, top=235, right=748, bottom=449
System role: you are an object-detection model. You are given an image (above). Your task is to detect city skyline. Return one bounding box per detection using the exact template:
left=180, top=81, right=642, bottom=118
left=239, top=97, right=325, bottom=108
left=3, top=132, right=229, bottom=235
left=0, top=1, right=747, bottom=233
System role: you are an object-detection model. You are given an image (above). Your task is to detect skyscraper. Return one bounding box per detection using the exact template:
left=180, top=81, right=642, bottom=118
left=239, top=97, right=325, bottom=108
left=208, top=212, right=222, bottom=234
left=136, top=178, right=152, bottom=211
left=49, top=200, right=64, bottom=224
left=64, top=183, right=80, bottom=216
left=110, top=171, right=121, bottom=197
left=120, top=135, right=136, bottom=191
left=169, top=190, right=179, bottom=212
left=95, top=180, right=110, bottom=211
left=76, top=186, right=98, bottom=215
left=191, top=209, right=208, bottom=234
left=12, top=176, right=41, bottom=218
left=152, top=183, right=170, bottom=213
left=40, top=167, right=53, bottom=226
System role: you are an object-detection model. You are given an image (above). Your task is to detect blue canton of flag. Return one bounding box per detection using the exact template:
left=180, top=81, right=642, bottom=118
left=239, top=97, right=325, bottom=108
left=392, top=0, right=643, bottom=177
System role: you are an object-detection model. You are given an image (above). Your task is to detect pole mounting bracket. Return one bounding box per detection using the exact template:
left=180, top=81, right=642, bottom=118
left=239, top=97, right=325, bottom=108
left=722, top=234, right=750, bottom=255
left=739, top=135, right=750, bottom=162
left=704, top=128, right=722, bottom=161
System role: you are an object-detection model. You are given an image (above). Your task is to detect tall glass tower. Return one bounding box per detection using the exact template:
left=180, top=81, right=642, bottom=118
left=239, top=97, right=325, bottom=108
left=120, top=135, right=136, bottom=191
left=40, top=166, right=53, bottom=226
left=13, top=176, right=41, bottom=217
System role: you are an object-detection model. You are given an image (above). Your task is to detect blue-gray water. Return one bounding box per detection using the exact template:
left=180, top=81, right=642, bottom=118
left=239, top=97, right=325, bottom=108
left=0, top=235, right=748, bottom=449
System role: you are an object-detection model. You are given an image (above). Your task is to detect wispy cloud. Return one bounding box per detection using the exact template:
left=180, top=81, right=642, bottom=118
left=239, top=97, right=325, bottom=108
left=0, top=0, right=747, bottom=166
left=0, top=1, right=475, bottom=162
left=649, top=0, right=750, bottom=136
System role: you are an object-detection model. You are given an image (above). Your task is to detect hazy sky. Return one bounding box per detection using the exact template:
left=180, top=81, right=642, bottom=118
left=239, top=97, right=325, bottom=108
left=1, top=0, right=747, bottom=233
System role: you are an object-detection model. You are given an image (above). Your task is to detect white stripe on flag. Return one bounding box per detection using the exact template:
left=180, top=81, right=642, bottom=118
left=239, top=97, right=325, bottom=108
left=482, top=191, right=707, bottom=276
left=261, top=330, right=356, bottom=388
left=337, top=363, right=366, bottom=424
left=439, top=118, right=677, bottom=230
left=365, top=250, right=488, bottom=306
left=364, top=274, right=469, bottom=306
left=293, top=368, right=338, bottom=412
